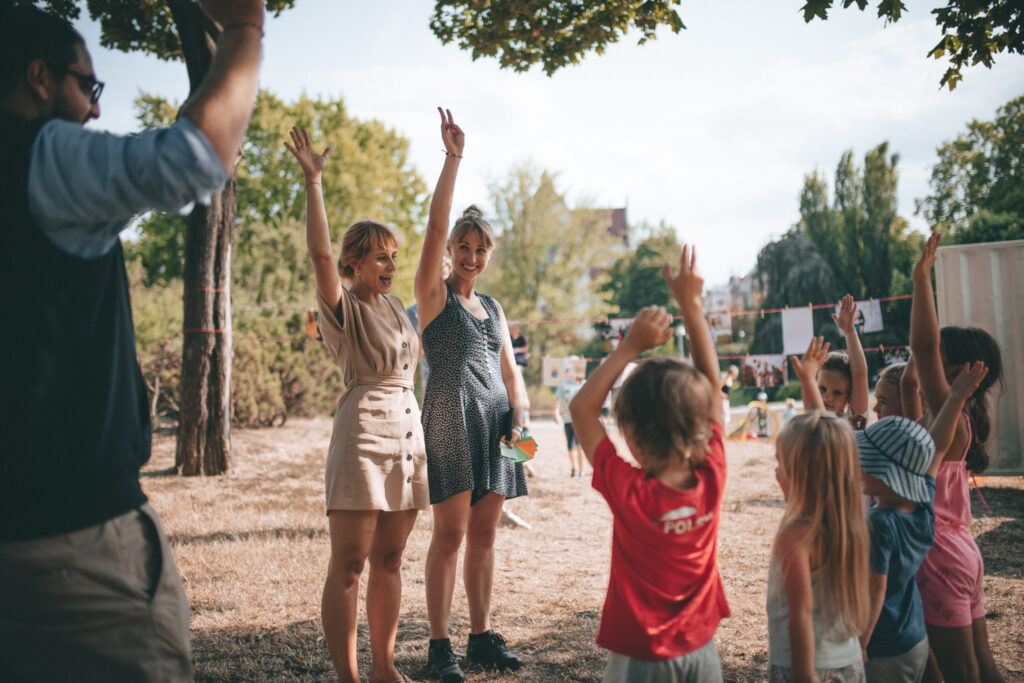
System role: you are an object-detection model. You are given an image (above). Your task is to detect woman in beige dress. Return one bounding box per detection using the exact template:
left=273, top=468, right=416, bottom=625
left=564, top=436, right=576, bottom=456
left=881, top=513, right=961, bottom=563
left=286, top=127, right=427, bottom=683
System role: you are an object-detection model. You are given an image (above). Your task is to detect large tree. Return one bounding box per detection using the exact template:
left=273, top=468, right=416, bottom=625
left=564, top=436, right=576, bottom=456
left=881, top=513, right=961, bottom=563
left=30, top=0, right=298, bottom=475
left=430, top=1, right=1022, bottom=88
left=600, top=222, right=683, bottom=318
left=917, top=93, right=1024, bottom=243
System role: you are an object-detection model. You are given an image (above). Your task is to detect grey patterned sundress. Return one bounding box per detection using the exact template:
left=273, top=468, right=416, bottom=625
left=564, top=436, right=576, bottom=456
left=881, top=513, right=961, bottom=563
left=421, top=283, right=528, bottom=505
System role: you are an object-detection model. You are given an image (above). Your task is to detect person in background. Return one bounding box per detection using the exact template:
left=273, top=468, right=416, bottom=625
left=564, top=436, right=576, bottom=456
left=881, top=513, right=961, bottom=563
left=553, top=358, right=585, bottom=478
left=720, top=364, right=739, bottom=426
left=407, top=252, right=451, bottom=390
left=0, top=2, right=262, bottom=679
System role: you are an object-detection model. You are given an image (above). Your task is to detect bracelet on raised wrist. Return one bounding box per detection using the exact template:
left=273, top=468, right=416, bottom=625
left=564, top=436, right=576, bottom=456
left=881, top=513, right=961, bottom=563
left=442, top=150, right=463, bottom=159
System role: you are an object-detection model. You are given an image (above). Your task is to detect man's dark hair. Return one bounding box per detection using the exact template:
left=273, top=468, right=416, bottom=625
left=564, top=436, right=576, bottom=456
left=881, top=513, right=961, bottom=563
left=0, top=3, right=84, bottom=99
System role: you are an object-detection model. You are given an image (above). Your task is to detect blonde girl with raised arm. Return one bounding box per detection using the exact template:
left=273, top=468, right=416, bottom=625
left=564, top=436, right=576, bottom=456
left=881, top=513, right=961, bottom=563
left=286, top=127, right=427, bottom=683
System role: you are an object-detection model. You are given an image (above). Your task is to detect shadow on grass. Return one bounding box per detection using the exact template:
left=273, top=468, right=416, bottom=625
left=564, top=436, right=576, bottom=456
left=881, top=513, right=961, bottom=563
left=191, top=609, right=769, bottom=682
left=974, top=486, right=1024, bottom=580
left=171, top=527, right=327, bottom=547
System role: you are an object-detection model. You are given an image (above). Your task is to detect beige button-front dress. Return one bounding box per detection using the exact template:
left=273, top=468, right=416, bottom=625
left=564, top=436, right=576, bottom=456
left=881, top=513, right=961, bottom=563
left=316, top=288, right=429, bottom=512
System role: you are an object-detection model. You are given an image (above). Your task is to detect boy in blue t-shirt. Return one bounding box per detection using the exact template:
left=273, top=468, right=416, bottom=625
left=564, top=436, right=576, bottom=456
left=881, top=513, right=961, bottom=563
left=855, top=364, right=987, bottom=682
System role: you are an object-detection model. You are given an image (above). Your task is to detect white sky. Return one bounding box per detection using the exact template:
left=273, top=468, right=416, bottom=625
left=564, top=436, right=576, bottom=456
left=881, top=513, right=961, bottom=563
left=77, top=0, right=1024, bottom=287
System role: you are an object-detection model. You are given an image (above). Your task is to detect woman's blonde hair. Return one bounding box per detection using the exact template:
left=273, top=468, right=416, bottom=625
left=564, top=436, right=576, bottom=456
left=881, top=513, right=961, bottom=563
left=773, top=411, right=870, bottom=639
left=337, top=220, right=400, bottom=279
left=448, top=205, right=495, bottom=249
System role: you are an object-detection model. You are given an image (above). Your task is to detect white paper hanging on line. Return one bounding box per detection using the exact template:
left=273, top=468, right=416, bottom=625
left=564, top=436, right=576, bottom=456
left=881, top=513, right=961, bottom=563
left=782, top=307, right=814, bottom=355
left=834, top=299, right=884, bottom=334
left=542, top=357, right=565, bottom=387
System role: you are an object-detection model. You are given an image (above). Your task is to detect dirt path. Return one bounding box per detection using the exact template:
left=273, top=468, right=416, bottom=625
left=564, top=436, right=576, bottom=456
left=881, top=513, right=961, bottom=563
left=142, top=418, right=1024, bottom=681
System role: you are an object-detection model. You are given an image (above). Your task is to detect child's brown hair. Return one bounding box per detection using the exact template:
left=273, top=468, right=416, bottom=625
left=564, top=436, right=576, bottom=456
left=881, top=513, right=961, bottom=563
left=613, top=357, right=714, bottom=474
left=821, top=351, right=852, bottom=383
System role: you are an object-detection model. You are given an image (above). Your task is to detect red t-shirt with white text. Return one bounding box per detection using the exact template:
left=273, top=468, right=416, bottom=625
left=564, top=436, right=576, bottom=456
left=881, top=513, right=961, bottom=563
left=591, top=421, right=730, bottom=661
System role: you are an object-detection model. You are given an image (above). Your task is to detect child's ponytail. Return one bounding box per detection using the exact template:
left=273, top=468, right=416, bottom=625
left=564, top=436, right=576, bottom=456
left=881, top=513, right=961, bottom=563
left=940, top=326, right=1003, bottom=474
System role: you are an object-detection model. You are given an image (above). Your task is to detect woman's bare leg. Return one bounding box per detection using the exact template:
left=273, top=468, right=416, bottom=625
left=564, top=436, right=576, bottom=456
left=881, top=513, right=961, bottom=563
left=463, top=492, right=506, bottom=634
left=425, top=491, right=471, bottom=639
left=322, top=510, right=379, bottom=683
left=366, top=509, right=418, bottom=683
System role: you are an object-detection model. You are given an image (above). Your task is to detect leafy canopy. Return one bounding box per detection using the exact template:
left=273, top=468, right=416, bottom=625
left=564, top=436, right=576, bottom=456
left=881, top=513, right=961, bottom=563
left=430, top=0, right=684, bottom=76
left=20, top=0, right=296, bottom=60
left=801, top=1, right=1024, bottom=89
left=917, top=93, right=1024, bottom=244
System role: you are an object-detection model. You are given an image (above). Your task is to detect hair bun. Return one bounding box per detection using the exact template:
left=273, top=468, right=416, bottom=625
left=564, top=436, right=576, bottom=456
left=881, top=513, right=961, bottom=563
left=463, top=205, right=483, bottom=218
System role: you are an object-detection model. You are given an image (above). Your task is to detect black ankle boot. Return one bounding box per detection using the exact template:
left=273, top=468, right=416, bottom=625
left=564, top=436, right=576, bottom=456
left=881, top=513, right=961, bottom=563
left=466, top=630, right=523, bottom=672
left=427, top=638, right=464, bottom=683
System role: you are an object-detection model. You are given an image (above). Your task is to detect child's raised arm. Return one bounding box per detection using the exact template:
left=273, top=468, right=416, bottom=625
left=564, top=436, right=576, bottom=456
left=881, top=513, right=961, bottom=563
left=415, top=108, right=463, bottom=327
left=834, top=295, right=869, bottom=418
left=900, top=355, right=923, bottom=421
left=910, top=233, right=950, bottom=417
left=664, top=245, right=723, bottom=424
left=569, top=306, right=673, bottom=462
left=791, top=337, right=830, bottom=412
left=927, top=361, right=988, bottom=476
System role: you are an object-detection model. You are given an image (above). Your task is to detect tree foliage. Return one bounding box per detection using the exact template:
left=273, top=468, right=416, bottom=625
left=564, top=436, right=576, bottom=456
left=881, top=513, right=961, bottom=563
left=21, top=0, right=296, bottom=60
left=802, top=0, right=1024, bottom=89
left=430, top=0, right=684, bottom=75
left=751, top=142, right=923, bottom=354
left=128, top=90, right=428, bottom=426
left=600, top=222, right=682, bottom=318
left=917, top=93, right=1024, bottom=244
left=482, top=163, right=620, bottom=355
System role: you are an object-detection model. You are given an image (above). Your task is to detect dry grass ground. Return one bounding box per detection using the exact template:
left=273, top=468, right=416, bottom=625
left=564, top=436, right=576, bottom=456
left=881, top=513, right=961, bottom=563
left=142, top=418, right=1024, bottom=682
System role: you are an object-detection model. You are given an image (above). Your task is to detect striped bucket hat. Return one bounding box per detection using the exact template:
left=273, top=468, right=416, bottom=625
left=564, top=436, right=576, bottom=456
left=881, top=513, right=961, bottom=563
left=855, top=416, right=936, bottom=503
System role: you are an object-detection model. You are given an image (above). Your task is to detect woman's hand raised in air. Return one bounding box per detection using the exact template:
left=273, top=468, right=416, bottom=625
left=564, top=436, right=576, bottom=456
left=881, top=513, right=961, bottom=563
left=439, top=107, right=464, bottom=158
left=284, top=126, right=332, bottom=181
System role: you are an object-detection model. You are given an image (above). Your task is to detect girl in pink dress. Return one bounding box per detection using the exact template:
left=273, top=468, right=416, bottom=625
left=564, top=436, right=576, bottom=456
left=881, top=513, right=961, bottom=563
left=905, top=233, right=1005, bottom=683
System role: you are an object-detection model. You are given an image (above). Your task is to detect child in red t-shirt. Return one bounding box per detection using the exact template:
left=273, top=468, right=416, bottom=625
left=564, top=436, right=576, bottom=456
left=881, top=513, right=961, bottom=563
left=570, top=246, right=730, bottom=682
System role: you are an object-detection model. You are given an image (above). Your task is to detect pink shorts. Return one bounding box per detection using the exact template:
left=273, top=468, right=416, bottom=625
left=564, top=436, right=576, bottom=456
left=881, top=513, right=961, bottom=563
left=916, top=526, right=985, bottom=628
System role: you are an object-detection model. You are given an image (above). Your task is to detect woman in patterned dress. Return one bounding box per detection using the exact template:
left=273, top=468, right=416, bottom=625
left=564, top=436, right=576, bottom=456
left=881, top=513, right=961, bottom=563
left=286, top=127, right=427, bottom=683
left=415, top=109, right=529, bottom=682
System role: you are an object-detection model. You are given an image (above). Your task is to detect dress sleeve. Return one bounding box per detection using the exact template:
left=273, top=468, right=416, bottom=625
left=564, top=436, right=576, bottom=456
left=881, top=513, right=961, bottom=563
left=316, top=288, right=357, bottom=365
left=28, top=117, right=227, bottom=258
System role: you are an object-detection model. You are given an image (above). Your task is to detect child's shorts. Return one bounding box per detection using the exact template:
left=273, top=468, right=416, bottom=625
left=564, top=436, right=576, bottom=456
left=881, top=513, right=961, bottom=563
left=864, top=637, right=928, bottom=683
left=916, top=526, right=985, bottom=628
left=603, top=639, right=721, bottom=683
left=564, top=422, right=579, bottom=450
left=768, top=661, right=865, bottom=683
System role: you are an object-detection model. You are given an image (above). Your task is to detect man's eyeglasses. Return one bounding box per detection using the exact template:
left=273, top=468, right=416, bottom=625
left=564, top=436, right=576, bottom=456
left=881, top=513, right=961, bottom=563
left=55, top=67, right=104, bottom=105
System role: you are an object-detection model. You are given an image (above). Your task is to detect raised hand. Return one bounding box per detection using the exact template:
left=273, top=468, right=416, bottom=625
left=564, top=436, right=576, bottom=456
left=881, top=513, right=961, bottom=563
left=663, top=244, right=704, bottom=308
left=439, top=107, right=465, bottom=157
left=621, top=306, right=673, bottom=354
left=949, top=361, right=988, bottom=400
left=832, top=294, right=857, bottom=333
left=284, top=127, right=332, bottom=180
left=913, top=232, right=941, bottom=283
left=791, top=336, right=830, bottom=382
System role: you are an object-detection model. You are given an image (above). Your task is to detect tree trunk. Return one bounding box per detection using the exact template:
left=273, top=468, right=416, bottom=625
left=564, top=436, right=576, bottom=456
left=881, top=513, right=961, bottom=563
left=170, top=0, right=235, bottom=475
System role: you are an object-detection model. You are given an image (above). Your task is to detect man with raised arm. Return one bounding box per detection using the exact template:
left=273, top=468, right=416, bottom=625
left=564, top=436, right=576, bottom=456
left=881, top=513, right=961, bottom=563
left=0, top=2, right=263, bottom=679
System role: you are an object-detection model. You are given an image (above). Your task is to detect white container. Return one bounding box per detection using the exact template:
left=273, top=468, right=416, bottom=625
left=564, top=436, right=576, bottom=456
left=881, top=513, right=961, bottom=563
left=935, top=239, right=1024, bottom=475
